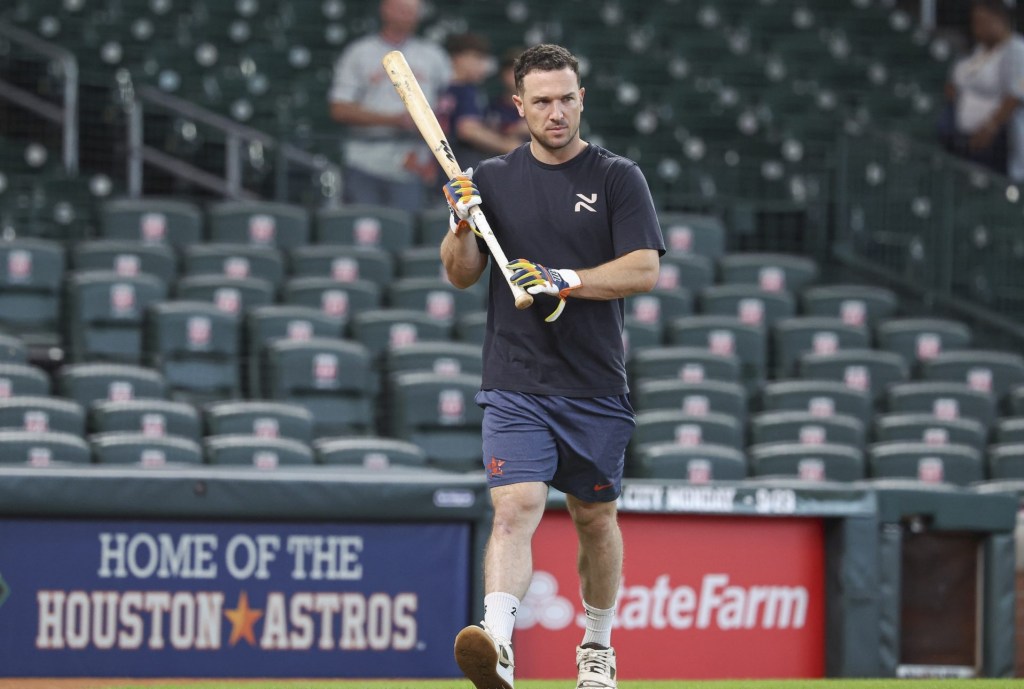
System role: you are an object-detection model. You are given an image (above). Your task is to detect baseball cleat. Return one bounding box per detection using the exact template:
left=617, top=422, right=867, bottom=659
left=576, top=643, right=617, bottom=689
left=454, top=622, right=514, bottom=689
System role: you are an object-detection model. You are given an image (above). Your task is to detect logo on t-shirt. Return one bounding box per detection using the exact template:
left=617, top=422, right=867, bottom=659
left=574, top=193, right=597, bottom=213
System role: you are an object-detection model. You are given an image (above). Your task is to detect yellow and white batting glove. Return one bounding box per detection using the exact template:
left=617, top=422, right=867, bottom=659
left=443, top=168, right=482, bottom=237
left=506, top=258, right=582, bottom=322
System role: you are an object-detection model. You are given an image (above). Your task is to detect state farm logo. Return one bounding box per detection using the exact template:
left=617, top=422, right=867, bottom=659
left=517, top=571, right=809, bottom=632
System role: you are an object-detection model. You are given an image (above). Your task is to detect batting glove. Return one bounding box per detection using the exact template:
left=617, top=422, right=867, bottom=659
left=506, top=258, right=582, bottom=322
left=443, top=168, right=482, bottom=237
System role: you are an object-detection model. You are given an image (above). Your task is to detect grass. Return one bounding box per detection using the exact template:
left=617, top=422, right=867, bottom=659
left=104, top=680, right=1024, bottom=689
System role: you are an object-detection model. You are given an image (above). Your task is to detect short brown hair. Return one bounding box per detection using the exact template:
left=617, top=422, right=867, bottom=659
left=513, top=44, right=580, bottom=93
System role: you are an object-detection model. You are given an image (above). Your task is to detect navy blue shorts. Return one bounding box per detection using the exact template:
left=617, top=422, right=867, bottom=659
left=475, top=389, right=636, bottom=502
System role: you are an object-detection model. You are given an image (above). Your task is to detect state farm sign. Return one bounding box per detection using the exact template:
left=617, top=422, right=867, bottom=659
left=514, top=512, right=825, bottom=679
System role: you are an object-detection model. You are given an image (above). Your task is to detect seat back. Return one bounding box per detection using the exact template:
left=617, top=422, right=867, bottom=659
left=183, top=243, right=285, bottom=286
left=315, top=204, right=415, bottom=250
left=633, top=379, right=746, bottom=421
left=750, top=411, right=866, bottom=448
left=283, top=277, right=381, bottom=320
left=802, top=284, right=898, bottom=328
left=316, top=436, right=428, bottom=469
left=350, top=309, right=453, bottom=362
left=176, top=275, right=276, bottom=316
left=0, top=430, right=90, bottom=466
left=204, top=400, right=315, bottom=443
left=207, top=200, right=310, bottom=249
left=388, top=278, right=486, bottom=321
left=0, top=362, right=50, bottom=397
left=99, top=198, right=202, bottom=248
left=699, top=284, right=797, bottom=328
left=72, top=240, right=178, bottom=284
left=0, top=396, right=86, bottom=435
left=887, top=381, right=996, bottom=430
left=772, top=317, right=870, bottom=378
left=876, top=318, right=972, bottom=368
left=90, top=432, right=204, bottom=467
left=204, top=435, right=314, bottom=467
left=875, top=413, right=987, bottom=453
left=57, top=363, right=167, bottom=407
left=387, top=371, right=483, bottom=469
left=65, top=271, right=168, bottom=362
left=631, top=442, right=747, bottom=480
left=718, top=253, right=819, bottom=292
left=0, top=238, right=65, bottom=335
left=921, top=350, right=1024, bottom=403
left=628, top=346, right=741, bottom=385
left=749, top=442, right=866, bottom=481
left=762, top=380, right=873, bottom=426
left=90, top=399, right=201, bottom=441
left=289, top=244, right=394, bottom=286
left=798, top=349, right=909, bottom=403
left=868, top=441, right=984, bottom=486
left=667, top=316, right=766, bottom=389
left=658, top=212, right=726, bottom=257
left=632, top=410, right=745, bottom=451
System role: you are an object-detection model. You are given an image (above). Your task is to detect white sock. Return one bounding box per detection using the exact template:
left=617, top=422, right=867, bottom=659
left=483, top=592, right=520, bottom=643
left=581, top=600, right=615, bottom=648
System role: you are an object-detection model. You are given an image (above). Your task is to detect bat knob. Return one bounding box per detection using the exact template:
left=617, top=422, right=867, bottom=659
left=514, top=293, right=534, bottom=310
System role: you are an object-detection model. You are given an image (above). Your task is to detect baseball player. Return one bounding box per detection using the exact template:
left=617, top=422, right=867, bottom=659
left=440, top=44, right=665, bottom=689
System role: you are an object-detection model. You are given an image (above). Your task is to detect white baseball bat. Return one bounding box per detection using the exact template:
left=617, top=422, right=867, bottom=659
left=381, top=50, right=534, bottom=310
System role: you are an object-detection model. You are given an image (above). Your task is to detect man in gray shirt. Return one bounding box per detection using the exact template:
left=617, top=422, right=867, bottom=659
left=329, top=0, right=451, bottom=212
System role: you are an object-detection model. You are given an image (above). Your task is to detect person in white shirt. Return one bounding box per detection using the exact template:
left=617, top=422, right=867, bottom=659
left=945, top=0, right=1024, bottom=180
left=329, top=0, right=451, bottom=211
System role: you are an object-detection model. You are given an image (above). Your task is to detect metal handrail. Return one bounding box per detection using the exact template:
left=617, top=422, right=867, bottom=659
left=0, top=21, right=78, bottom=174
left=128, top=84, right=342, bottom=202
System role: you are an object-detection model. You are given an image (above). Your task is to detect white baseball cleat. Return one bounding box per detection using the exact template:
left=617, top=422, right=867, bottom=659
left=576, top=643, right=617, bottom=689
left=454, top=622, right=514, bottom=689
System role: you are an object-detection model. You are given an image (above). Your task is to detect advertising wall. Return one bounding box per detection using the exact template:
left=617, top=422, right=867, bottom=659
left=0, top=518, right=470, bottom=677
left=514, top=511, right=826, bottom=679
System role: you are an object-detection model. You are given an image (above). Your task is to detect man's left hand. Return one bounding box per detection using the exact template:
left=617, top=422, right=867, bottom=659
left=506, top=258, right=581, bottom=322
left=969, top=121, right=999, bottom=152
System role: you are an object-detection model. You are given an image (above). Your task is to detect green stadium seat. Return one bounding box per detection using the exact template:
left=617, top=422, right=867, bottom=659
left=628, top=346, right=742, bottom=385
left=658, top=252, right=715, bottom=292
left=203, top=400, right=315, bottom=444
left=0, top=238, right=65, bottom=341
left=385, top=341, right=483, bottom=378
left=632, top=379, right=746, bottom=420
left=921, top=350, right=1024, bottom=404
left=657, top=212, right=727, bottom=257
left=625, top=288, right=694, bottom=329
left=207, top=200, right=310, bottom=249
left=0, top=430, right=91, bottom=466
left=995, top=418, right=1024, bottom=445
left=416, top=204, right=452, bottom=247
left=387, top=278, right=486, bottom=320
left=315, top=436, right=428, bottom=469
left=868, top=441, right=984, bottom=486
left=289, top=244, right=394, bottom=286
left=176, top=275, right=276, bottom=316
left=56, top=363, right=167, bottom=407
left=874, top=413, right=987, bottom=453
left=398, top=246, right=448, bottom=280
left=387, top=371, right=483, bottom=470
left=315, top=204, right=415, bottom=250
left=699, top=284, right=797, bottom=328
left=244, top=305, right=345, bottom=396
left=144, top=301, right=242, bottom=403
left=718, top=253, right=819, bottom=292
left=750, top=411, right=867, bottom=449
left=64, top=271, right=168, bottom=363
left=72, top=240, right=178, bottom=284
left=987, top=443, right=1024, bottom=480
left=801, top=284, right=899, bottom=328
left=629, top=442, right=747, bottom=481
left=0, top=396, right=85, bottom=435
left=454, top=311, right=488, bottom=347
left=622, top=318, right=664, bottom=356
left=90, top=399, right=201, bottom=442
left=876, top=317, right=972, bottom=368
left=204, top=434, right=315, bottom=468
left=90, top=432, right=204, bottom=467
left=282, top=276, right=381, bottom=320
left=0, top=362, right=50, bottom=398
left=632, top=410, right=745, bottom=452
left=749, top=442, right=866, bottom=481
left=761, top=379, right=873, bottom=426
left=99, top=198, right=202, bottom=248
left=886, top=381, right=996, bottom=430
left=772, top=317, right=870, bottom=378
left=666, top=316, right=766, bottom=389
left=183, top=243, right=285, bottom=286
left=798, top=349, right=909, bottom=404
left=350, top=309, right=453, bottom=363
left=0, top=335, right=27, bottom=364
left=263, top=337, right=374, bottom=437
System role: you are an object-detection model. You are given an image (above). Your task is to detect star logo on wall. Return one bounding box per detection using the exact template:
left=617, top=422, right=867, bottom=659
left=224, top=591, right=263, bottom=646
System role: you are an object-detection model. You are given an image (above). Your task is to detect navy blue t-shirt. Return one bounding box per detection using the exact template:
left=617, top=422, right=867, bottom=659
left=473, top=143, right=665, bottom=397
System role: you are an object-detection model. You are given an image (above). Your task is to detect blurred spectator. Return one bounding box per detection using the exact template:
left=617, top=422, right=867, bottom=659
left=329, top=0, right=451, bottom=212
left=487, top=47, right=532, bottom=144
left=942, top=0, right=1024, bottom=180
left=436, top=34, right=524, bottom=171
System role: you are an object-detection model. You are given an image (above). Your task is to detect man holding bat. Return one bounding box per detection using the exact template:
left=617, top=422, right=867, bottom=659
left=440, top=44, right=665, bottom=689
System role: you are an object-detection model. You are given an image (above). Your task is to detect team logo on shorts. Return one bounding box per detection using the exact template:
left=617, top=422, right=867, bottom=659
left=488, top=457, right=505, bottom=478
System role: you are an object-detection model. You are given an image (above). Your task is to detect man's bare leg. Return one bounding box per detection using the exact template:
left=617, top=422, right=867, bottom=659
left=455, top=481, right=547, bottom=689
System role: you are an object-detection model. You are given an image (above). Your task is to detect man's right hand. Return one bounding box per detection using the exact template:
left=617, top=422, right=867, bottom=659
left=444, top=169, right=483, bottom=237
left=443, top=169, right=481, bottom=220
